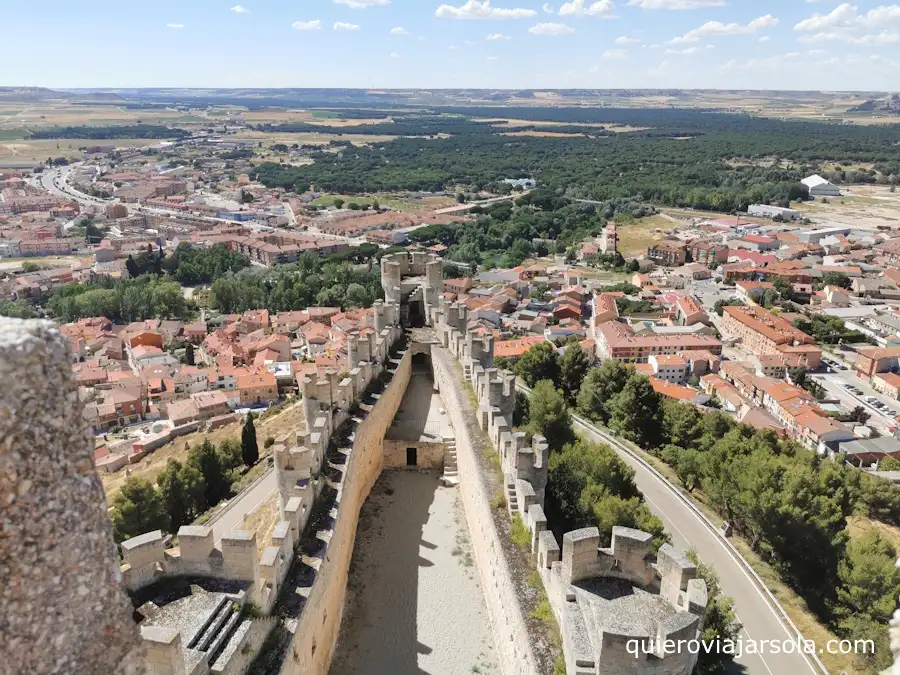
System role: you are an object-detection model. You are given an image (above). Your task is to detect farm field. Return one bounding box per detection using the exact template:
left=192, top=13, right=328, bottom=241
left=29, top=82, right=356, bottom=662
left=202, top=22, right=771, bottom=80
left=0, top=137, right=158, bottom=166
left=791, top=185, right=900, bottom=231
left=615, top=214, right=675, bottom=257
left=235, top=129, right=397, bottom=147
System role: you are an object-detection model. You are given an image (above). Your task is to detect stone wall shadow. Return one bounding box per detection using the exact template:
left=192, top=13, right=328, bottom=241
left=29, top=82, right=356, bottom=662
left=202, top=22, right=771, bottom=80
left=329, top=470, right=438, bottom=675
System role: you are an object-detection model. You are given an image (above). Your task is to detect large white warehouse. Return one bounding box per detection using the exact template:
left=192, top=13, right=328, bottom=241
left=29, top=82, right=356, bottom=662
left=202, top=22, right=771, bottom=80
left=802, top=174, right=841, bottom=197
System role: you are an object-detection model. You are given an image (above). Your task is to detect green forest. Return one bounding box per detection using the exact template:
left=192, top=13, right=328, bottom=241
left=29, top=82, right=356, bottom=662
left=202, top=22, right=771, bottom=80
left=251, top=108, right=900, bottom=213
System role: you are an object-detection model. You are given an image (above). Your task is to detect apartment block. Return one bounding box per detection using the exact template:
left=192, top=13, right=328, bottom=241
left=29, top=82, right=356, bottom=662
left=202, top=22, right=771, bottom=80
left=594, top=320, right=722, bottom=363
left=720, top=305, right=821, bottom=369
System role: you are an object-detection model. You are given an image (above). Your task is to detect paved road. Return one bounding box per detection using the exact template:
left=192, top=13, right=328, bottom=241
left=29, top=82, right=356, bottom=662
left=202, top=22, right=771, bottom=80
left=573, top=417, right=824, bottom=675
left=209, top=467, right=277, bottom=543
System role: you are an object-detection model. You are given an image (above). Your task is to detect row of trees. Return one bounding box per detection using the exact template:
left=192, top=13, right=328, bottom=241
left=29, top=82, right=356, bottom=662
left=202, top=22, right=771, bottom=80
left=45, top=274, right=191, bottom=323
left=110, top=415, right=260, bottom=542
left=509, top=342, right=900, bottom=671
left=210, top=256, right=383, bottom=315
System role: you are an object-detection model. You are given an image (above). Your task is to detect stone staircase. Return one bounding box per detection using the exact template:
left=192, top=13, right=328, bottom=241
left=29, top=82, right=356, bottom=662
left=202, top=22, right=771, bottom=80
left=505, top=473, right=519, bottom=516
left=440, top=439, right=459, bottom=487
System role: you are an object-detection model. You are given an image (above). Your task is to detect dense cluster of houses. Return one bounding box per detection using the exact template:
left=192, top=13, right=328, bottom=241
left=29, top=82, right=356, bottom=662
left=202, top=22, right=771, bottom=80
left=62, top=303, right=382, bottom=473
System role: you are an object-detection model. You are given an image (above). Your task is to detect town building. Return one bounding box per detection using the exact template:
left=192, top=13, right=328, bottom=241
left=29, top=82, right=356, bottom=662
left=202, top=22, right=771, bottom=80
left=720, top=305, right=821, bottom=369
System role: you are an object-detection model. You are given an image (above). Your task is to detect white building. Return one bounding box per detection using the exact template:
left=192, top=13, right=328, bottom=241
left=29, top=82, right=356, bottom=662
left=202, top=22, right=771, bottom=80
left=801, top=174, right=841, bottom=197
left=748, top=204, right=803, bottom=221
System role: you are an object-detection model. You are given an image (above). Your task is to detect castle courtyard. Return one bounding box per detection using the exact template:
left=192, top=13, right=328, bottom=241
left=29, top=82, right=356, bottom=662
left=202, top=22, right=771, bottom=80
left=329, top=471, right=499, bottom=675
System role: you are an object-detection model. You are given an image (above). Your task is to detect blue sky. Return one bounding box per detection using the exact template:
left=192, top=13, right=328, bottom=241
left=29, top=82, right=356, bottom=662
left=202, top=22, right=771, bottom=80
left=5, top=0, right=900, bottom=89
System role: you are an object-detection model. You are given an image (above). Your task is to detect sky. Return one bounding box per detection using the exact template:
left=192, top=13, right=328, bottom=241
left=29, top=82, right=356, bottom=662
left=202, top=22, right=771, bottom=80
left=4, top=0, right=900, bottom=90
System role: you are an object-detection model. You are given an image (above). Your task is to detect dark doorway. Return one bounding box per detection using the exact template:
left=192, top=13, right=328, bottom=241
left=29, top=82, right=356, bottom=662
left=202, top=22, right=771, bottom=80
left=406, top=447, right=418, bottom=466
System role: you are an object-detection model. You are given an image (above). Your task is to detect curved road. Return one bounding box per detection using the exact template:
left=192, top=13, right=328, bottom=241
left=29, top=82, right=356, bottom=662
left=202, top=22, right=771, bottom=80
left=573, top=416, right=824, bottom=675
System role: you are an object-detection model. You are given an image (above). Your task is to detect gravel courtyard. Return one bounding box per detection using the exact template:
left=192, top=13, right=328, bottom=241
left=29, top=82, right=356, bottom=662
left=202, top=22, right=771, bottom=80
left=330, top=470, right=498, bottom=675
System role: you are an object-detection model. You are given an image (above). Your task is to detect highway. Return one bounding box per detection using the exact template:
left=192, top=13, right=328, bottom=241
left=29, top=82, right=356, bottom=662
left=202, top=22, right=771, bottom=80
left=572, top=415, right=825, bottom=675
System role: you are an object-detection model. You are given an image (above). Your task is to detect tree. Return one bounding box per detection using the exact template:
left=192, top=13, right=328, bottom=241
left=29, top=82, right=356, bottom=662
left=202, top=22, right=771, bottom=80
left=21, top=261, right=40, bottom=273
left=513, top=390, right=530, bottom=427
left=878, top=456, right=900, bottom=471
left=608, top=375, right=664, bottom=448
left=157, top=459, right=205, bottom=532
left=515, top=341, right=560, bottom=388
left=184, top=342, right=195, bottom=366
left=333, top=197, right=344, bottom=209
left=526, top=379, right=574, bottom=451
left=188, top=440, right=230, bottom=508
left=772, top=275, right=792, bottom=299
left=547, top=439, right=642, bottom=533
left=713, top=298, right=743, bottom=317
left=687, top=550, right=742, bottom=675
left=576, top=359, right=633, bottom=425
left=834, top=531, right=900, bottom=671
left=242, top=413, right=260, bottom=467
left=218, top=438, right=243, bottom=471
left=110, top=477, right=169, bottom=542
left=822, top=271, right=852, bottom=290
left=557, top=345, right=591, bottom=403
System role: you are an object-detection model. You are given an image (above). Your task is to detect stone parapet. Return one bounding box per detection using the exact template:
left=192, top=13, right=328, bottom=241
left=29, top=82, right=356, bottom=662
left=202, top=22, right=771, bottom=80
left=0, top=318, right=146, bottom=675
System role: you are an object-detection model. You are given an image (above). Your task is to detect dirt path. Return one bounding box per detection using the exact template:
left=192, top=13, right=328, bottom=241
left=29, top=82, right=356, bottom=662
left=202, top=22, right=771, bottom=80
left=331, top=471, right=498, bottom=675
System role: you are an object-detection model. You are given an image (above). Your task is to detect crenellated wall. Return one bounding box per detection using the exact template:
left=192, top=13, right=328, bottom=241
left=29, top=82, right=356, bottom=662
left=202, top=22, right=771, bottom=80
left=279, top=347, right=412, bottom=675
left=431, top=344, right=543, bottom=675
left=536, top=526, right=708, bottom=675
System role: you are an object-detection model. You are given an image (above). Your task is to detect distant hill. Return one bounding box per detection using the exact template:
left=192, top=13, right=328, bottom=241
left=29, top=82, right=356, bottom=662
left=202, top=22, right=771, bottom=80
left=0, top=87, right=67, bottom=101
left=849, top=94, right=900, bottom=115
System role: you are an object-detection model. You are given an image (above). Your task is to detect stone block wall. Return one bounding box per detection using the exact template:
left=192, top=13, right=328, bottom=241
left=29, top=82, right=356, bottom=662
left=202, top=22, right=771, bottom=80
left=431, top=345, right=542, bottom=675
left=279, top=347, right=413, bottom=675
left=383, top=439, right=445, bottom=470
left=0, top=318, right=146, bottom=675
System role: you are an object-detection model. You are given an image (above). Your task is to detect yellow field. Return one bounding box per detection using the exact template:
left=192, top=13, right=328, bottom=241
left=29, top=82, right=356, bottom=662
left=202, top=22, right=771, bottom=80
left=240, top=109, right=387, bottom=126
left=236, top=130, right=397, bottom=147
left=615, top=215, right=674, bottom=257
left=502, top=130, right=588, bottom=138
left=479, top=118, right=649, bottom=132
left=0, top=102, right=208, bottom=129
left=0, top=138, right=158, bottom=165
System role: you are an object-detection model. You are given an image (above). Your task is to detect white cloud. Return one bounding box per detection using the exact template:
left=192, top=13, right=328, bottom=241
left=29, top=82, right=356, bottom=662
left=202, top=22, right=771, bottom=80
left=799, top=30, right=900, bottom=45
left=390, top=52, right=400, bottom=57
left=390, top=26, right=411, bottom=35
left=436, top=0, right=537, bottom=19
left=529, top=21, right=575, bottom=34
left=334, top=21, right=361, bottom=30
left=448, top=44, right=459, bottom=49
left=758, top=35, right=770, bottom=42
left=230, top=5, right=249, bottom=13
left=602, top=48, right=627, bottom=59
left=166, top=23, right=184, bottom=29
left=794, top=4, right=900, bottom=46
left=543, top=2, right=554, bottom=12
left=486, top=32, right=511, bottom=39
left=292, top=20, right=322, bottom=30
left=333, top=0, right=389, bottom=7
left=668, top=14, right=778, bottom=43
left=665, top=45, right=699, bottom=54
left=794, top=3, right=860, bottom=31
left=488, top=55, right=500, bottom=60
left=559, top=0, right=616, bottom=17
left=626, top=0, right=724, bottom=8
left=615, top=35, right=640, bottom=43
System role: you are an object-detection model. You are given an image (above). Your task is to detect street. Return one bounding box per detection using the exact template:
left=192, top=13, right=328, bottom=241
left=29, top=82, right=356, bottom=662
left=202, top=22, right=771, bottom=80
left=574, top=416, right=825, bottom=675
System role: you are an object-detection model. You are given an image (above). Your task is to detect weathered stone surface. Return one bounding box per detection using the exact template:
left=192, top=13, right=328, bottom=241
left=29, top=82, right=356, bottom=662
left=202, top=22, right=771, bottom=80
left=0, top=318, right=144, bottom=675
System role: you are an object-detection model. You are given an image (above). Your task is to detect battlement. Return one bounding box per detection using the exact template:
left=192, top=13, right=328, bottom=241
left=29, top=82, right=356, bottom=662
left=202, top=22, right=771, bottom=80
left=537, top=525, right=707, bottom=675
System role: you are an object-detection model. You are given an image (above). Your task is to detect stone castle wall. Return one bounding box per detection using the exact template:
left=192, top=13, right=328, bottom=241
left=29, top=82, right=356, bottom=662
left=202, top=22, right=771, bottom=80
left=0, top=318, right=147, bottom=675
left=430, top=345, right=542, bottom=675
left=279, top=347, right=412, bottom=675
